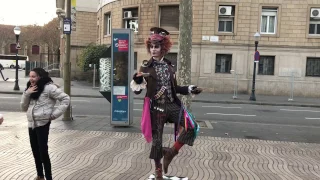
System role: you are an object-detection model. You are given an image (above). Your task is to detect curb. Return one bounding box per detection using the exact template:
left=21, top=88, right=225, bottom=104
left=1, top=91, right=319, bottom=108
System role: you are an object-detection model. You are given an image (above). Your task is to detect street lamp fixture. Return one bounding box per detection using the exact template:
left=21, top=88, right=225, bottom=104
left=13, top=26, right=21, bottom=91
left=249, top=31, right=260, bottom=101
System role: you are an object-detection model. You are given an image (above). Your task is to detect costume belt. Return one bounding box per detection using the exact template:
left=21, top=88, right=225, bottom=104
left=154, top=86, right=166, bottom=99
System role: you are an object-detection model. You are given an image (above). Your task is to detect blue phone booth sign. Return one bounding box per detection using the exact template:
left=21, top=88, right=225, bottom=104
left=111, top=29, right=134, bottom=126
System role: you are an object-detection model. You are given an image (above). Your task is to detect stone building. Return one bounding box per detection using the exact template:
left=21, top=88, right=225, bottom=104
left=56, top=0, right=320, bottom=97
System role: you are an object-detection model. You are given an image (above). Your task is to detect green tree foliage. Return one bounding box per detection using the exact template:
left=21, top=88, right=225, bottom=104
left=77, top=44, right=110, bottom=72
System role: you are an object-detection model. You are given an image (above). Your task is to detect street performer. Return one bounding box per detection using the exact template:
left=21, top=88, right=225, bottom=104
left=130, top=27, right=202, bottom=179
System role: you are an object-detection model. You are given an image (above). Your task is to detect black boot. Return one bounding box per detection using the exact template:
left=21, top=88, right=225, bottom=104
left=162, top=147, right=178, bottom=174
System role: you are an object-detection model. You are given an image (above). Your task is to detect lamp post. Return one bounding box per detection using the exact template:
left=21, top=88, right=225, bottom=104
left=249, top=32, right=260, bottom=101
left=13, top=26, right=21, bottom=91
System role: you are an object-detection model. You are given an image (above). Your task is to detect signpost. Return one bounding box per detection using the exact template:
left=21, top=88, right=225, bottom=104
left=110, top=29, right=134, bottom=126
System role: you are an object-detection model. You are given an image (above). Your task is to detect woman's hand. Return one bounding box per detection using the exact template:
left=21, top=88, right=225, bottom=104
left=49, top=114, right=56, bottom=121
left=26, top=85, right=38, bottom=94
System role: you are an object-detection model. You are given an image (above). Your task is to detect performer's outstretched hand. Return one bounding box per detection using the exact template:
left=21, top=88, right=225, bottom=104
left=189, top=85, right=203, bottom=95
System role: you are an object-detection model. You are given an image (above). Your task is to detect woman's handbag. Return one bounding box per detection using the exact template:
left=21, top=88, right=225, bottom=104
left=141, top=97, right=152, bottom=143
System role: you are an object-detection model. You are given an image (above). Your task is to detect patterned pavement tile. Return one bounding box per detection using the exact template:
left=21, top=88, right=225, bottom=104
left=1, top=112, right=320, bottom=180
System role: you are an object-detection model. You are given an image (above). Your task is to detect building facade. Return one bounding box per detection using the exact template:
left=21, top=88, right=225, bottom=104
left=57, top=0, right=320, bottom=97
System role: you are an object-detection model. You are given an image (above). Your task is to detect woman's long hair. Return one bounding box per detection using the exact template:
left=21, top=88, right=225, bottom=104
left=26, top=68, right=53, bottom=100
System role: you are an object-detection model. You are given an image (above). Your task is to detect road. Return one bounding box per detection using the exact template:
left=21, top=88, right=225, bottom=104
left=1, top=93, right=320, bottom=143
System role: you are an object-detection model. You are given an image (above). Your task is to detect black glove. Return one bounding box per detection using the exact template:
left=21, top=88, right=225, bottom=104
left=191, top=86, right=202, bottom=94
left=133, top=73, right=143, bottom=84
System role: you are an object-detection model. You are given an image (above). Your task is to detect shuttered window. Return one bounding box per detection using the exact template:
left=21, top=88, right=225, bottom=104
left=32, top=45, right=40, bottom=54
left=159, top=6, right=179, bottom=31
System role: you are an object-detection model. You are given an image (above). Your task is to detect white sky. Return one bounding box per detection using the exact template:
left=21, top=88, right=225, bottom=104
left=0, top=0, right=56, bottom=26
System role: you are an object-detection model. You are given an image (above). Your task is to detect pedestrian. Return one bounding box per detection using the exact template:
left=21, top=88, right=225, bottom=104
left=0, top=114, right=3, bottom=125
left=130, top=27, right=202, bottom=179
left=20, top=67, right=70, bottom=180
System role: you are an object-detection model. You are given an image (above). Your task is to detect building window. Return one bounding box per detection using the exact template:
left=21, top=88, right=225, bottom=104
left=10, top=44, right=16, bottom=53
left=258, top=56, right=275, bottom=75
left=164, top=53, right=178, bottom=72
left=104, top=13, right=111, bottom=35
left=215, top=54, right=232, bottom=73
left=218, top=5, right=235, bottom=33
left=159, top=6, right=179, bottom=31
left=32, top=45, right=40, bottom=55
left=306, top=57, right=320, bottom=77
left=260, top=8, right=277, bottom=34
left=309, top=8, right=320, bottom=35
left=123, top=8, right=138, bottom=32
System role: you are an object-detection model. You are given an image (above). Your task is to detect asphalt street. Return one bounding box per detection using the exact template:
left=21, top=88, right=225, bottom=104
left=1, top=93, right=320, bottom=143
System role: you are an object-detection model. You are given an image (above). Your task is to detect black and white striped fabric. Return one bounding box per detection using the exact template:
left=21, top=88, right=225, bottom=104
left=148, top=174, right=188, bottom=180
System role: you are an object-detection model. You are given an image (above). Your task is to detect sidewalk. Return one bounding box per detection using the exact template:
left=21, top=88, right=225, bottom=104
left=1, top=77, right=319, bottom=107
left=1, top=112, right=320, bottom=180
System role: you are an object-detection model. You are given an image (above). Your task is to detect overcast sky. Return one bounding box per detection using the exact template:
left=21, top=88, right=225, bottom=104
left=0, top=0, right=56, bottom=26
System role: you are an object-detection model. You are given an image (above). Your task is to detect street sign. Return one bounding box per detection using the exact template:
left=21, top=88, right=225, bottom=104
left=16, top=42, right=21, bottom=50
left=254, top=51, right=260, bottom=62
left=63, top=18, right=71, bottom=34
left=110, top=29, right=134, bottom=126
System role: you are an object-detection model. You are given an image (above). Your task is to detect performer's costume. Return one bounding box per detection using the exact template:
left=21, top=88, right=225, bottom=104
left=130, top=27, right=202, bottom=179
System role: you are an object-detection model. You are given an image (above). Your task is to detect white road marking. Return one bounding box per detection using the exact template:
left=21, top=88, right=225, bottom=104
left=72, top=100, right=90, bottom=102
left=305, top=117, right=320, bottom=120
left=202, top=105, right=241, bottom=109
left=210, top=120, right=320, bottom=128
left=204, top=120, right=213, bottom=129
left=280, top=109, right=320, bottom=113
left=134, top=109, right=142, bottom=111
left=206, top=113, right=256, bottom=117
left=134, top=103, right=144, bottom=104
left=0, top=97, right=18, bottom=99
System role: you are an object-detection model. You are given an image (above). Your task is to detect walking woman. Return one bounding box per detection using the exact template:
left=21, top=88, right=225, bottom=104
left=21, top=68, right=70, bottom=180
left=131, top=27, right=202, bottom=179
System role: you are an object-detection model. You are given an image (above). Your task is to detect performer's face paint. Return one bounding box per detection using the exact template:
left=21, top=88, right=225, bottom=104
left=150, top=43, right=161, bottom=59
left=29, top=71, right=40, bottom=86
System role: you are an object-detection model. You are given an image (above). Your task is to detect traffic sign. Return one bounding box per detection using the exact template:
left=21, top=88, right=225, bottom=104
left=16, top=42, right=21, bottom=50
left=254, top=51, right=260, bottom=62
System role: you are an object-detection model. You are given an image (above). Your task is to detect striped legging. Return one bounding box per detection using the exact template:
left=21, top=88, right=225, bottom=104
left=149, top=100, right=197, bottom=160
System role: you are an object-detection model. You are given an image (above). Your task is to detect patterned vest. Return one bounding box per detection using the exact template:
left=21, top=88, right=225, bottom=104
left=153, top=60, right=174, bottom=102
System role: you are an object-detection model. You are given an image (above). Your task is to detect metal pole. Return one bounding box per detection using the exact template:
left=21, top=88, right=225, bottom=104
left=93, top=64, right=96, bottom=88
left=249, top=41, right=258, bottom=101
left=232, top=70, right=237, bottom=99
left=288, top=71, right=294, bottom=101
left=235, top=72, right=238, bottom=98
left=13, top=35, right=20, bottom=91
left=63, top=0, right=72, bottom=121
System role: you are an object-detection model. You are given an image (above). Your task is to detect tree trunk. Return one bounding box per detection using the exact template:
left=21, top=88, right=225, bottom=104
left=177, top=0, right=193, bottom=109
